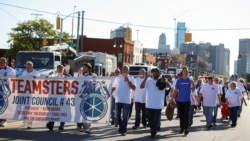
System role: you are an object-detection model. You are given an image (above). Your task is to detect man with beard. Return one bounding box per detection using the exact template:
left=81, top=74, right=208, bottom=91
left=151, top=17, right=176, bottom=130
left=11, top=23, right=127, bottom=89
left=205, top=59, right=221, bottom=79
left=0, top=57, right=16, bottom=127
left=140, top=68, right=170, bottom=138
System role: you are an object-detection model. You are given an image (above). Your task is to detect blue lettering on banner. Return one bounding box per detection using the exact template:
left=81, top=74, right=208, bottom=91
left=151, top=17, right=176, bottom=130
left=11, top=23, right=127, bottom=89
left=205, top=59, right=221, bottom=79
left=12, top=96, right=30, bottom=105
left=31, top=97, right=59, bottom=106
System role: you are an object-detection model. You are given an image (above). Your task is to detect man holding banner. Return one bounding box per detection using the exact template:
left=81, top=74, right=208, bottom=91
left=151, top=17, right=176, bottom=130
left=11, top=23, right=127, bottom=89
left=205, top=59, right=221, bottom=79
left=46, top=64, right=67, bottom=131
left=21, top=61, right=40, bottom=129
left=0, top=57, right=16, bottom=127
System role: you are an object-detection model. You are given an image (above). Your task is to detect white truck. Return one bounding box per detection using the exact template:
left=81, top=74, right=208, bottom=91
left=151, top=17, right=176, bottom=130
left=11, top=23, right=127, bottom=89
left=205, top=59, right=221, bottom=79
left=79, top=51, right=117, bottom=76
left=15, top=43, right=96, bottom=76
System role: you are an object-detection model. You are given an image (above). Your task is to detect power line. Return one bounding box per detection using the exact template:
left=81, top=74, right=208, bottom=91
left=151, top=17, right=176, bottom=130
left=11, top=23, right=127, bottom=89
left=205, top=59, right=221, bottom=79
left=1, top=2, right=250, bottom=31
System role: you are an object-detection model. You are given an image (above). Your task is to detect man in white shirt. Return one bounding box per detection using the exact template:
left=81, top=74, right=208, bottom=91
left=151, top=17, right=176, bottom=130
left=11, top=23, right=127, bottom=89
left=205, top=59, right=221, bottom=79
left=199, top=77, right=220, bottom=129
left=110, top=68, right=120, bottom=126
left=231, top=74, right=246, bottom=117
left=46, top=64, right=67, bottom=131
left=21, top=61, right=40, bottom=129
left=132, top=68, right=147, bottom=130
left=112, top=65, right=136, bottom=136
left=213, top=77, right=222, bottom=126
left=141, top=68, right=170, bottom=138
left=77, top=63, right=95, bottom=133
left=0, top=57, right=16, bottom=127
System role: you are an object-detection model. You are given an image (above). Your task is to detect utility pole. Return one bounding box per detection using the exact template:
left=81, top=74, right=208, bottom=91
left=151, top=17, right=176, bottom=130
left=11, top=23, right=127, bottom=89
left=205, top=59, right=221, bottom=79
left=81, top=11, right=85, bottom=53
left=71, top=6, right=76, bottom=41
left=76, top=11, right=80, bottom=52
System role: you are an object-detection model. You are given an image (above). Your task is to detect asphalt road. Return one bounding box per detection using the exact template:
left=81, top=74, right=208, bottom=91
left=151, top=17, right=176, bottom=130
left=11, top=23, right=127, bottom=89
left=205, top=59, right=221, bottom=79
left=1, top=103, right=250, bottom=141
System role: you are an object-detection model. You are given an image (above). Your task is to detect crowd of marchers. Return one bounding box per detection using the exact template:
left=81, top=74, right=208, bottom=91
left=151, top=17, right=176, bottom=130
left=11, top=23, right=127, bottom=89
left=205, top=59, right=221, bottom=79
left=0, top=56, right=248, bottom=139
left=110, top=66, right=248, bottom=139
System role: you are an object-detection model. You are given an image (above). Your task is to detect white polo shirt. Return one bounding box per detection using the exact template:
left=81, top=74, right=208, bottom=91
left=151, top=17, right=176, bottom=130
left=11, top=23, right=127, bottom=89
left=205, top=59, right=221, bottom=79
left=145, top=78, right=165, bottom=109
left=199, top=83, right=219, bottom=107
left=225, top=88, right=242, bottom=107
left=0, top=66, right=16, bottom=76
left=21, top=70, right=40, bottom=77
left=133, top=77, right=146, bottom=103
left=112, top=75, right=135, bottom=104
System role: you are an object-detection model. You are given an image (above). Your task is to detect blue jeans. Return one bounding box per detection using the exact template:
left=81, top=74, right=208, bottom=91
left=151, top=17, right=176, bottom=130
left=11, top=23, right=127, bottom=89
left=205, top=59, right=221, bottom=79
left=146, top=108, right=161, bottom=136
left=111, top=96, right=116, bottom=124
left=116, top=103, right=131, bottom=133
left=229, top=106, right=240, bottom=124
left=203, top=107, right=214, bottom=125
left=189, top=105, right=196, bottom=125
left=213, top=106, right=219, bottom=124
left=134, top=102, right=146, bottom=127
left=237, top=102, right=243, bottom=116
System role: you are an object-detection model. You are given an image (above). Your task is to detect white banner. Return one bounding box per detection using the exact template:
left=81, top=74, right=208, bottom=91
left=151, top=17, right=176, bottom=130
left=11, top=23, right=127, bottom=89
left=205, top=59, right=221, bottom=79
left=0, top=76, right=112, bottom=124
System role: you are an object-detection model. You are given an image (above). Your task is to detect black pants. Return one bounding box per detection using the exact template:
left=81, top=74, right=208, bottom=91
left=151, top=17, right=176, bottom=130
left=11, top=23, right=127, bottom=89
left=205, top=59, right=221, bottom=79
left=129, top=102, right=134, bottom=119
left=146, top=108, right=161, bottom=136
left=47, top=122, right=65, bottom=128
left=177, top=101, right=190, bottom=130
left=134, top=102, right=146, bottom=127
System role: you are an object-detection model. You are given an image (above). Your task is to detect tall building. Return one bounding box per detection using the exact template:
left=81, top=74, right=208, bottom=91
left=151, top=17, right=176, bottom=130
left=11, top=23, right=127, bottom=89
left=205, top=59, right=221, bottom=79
left=110, top=26, right=132, bottom=40
left=158, top=33, right=170, bottom=52
left=180, top=42, right=230, bottom=77
left=175, top=22, right=186, bottom=49
left=144, top=33, right=170, bottom=55
left=237, top=39, right=250, bottom=77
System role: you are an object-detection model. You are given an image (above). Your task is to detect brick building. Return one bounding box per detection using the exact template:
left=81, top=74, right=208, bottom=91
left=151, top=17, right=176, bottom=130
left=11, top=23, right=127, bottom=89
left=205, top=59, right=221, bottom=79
left=78, top=36, right=134, bottom=70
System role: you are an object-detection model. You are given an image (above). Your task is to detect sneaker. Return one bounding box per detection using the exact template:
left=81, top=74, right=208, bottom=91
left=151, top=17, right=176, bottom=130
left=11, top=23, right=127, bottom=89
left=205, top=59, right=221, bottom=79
left=184, top=129, right=189, bottom=136
left=121, top=131, right=127, bottom=136
left=0, top=121, right=7, bottom=127
left=206, top=124, right=213, bottom=129
left=58, top=126, right=64, bottom=130
left=150, top=134, right=156, bottom=138
left=118, top=128, right=122, bottom=134
left=85, top=128, right=91, bottom=133
left=143, top=124, right=147, bottom=128
left=132, top=126, right=139, bottom=130
left=46, top=123, right=53, bottom=131
left=179, top=129, right=184, bottom=134
left=79, top=128, right=85, bottom=132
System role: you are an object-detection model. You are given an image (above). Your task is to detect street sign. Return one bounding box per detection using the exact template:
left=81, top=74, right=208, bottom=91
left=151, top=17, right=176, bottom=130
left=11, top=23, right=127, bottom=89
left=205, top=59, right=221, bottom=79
left=69, top=43, right=77, bottom=49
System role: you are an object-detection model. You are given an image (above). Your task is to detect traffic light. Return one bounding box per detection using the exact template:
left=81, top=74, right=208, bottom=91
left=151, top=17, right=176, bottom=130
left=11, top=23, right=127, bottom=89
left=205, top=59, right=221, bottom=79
left=56, top=16, right=61, bottom=30
left=238, top=54, right=242, bottom=61
left=185, top=33, right=192, bottom=42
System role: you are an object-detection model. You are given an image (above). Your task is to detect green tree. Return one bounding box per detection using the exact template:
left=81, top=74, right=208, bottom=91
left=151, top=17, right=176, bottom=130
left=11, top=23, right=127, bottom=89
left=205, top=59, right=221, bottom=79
left=6, top=18, right=71, bottom=58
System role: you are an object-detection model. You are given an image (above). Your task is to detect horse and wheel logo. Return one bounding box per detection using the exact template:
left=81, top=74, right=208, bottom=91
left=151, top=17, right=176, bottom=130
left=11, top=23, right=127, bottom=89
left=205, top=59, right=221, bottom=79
left=0, top=78, right=11, bottom=114
left=78, top=79, right=110, bottom=121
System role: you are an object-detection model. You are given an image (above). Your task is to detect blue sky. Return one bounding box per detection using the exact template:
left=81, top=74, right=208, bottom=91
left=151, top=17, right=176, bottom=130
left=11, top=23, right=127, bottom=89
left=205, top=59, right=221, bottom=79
left=1, top=0, right=250, bottom=74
